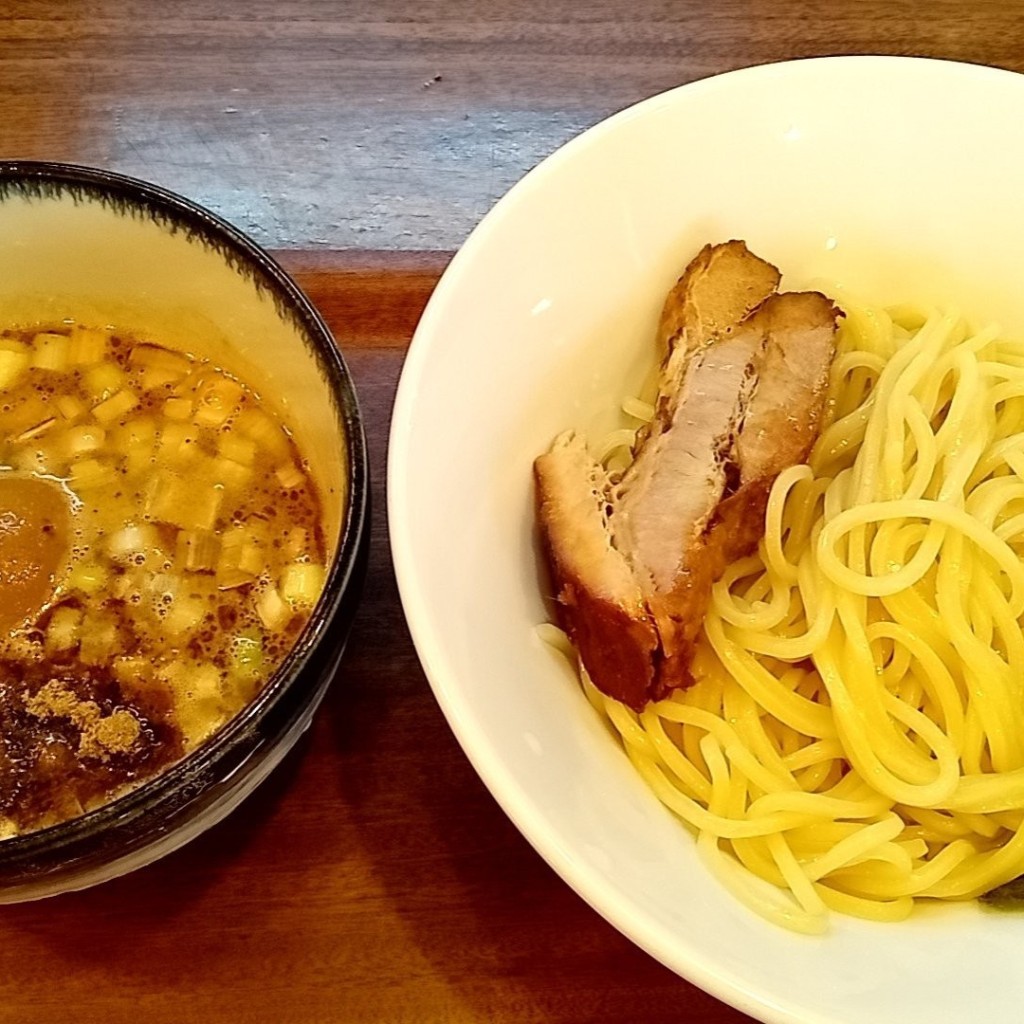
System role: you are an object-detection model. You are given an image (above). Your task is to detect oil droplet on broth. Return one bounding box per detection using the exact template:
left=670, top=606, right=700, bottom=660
left=0, top=474, right=70, bottom=631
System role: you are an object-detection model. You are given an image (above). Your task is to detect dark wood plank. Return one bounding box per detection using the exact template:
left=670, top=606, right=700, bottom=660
left=3, top=0, right=1024, bottom=251
left=280, top=250, right=452, bottom=347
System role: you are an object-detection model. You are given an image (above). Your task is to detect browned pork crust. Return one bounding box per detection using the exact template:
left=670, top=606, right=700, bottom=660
left=534, top=431, right=659, bottom=709
left=534, top=243, right=840, bottom=710
left=656, top=239, right=782, bottom=358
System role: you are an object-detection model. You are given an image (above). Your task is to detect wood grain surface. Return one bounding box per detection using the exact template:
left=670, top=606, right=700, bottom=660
left=3, top=2, right=1024, bottom=1021
left=4, top=0, right=1024, bottom=251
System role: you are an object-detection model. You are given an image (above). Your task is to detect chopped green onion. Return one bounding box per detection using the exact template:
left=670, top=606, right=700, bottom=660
left=256, top=586, right=290, bottom=630
left=280, top=563, right=325, bottom=608
left=32, top=332, right=70, bottom=371
left=93, top=389, right=139, bottom=425
left=0, top=345, right=29, bottom=389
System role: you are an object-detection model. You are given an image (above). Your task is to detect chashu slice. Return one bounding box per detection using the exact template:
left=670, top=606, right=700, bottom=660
left=657, top=239, right=782, bottom=357
left=534, top=430, right=659, bottom=710
left=603, top=241, right=782, bottom=699
left=735, top=290, right=839, bottom=483
left=612, top=318, right=767, bottom=695
left=534, top=243, right=839, bottom=711
left=615, top=292, right=838, bottom=697
left=703, top=290, right=841, bottom=579
left=641, top=241, right=781, bottom=451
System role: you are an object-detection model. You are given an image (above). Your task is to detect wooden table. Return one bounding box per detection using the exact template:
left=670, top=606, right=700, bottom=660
left=2, top=3, right=1023, bottom=1021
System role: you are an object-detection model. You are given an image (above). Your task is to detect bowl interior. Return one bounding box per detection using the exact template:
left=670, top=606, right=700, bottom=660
left=0, top=166, right=363, bottom=896
left=390, top=57, right=1024, bottom=1024
left=0, top=175, right=346, bottom=550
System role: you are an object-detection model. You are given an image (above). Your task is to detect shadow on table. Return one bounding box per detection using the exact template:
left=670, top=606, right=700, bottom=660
left=0, top=729, right=309, bottom=964
left=328, top=632, right=734, bottom=1022
left=321, top=410, right=729, bottom=1023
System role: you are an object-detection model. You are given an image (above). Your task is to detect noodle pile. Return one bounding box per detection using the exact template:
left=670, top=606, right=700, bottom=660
left=558, top=298, right=1024, bottom=931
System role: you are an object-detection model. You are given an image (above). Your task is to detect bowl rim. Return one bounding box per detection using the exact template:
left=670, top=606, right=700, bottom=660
left=388, top=54, right=1024, bottom=1024
left=0, top=159, right=369, bottom=863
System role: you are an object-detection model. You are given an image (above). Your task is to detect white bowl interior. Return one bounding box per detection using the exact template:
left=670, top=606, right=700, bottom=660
left=390, top=57, right=1024, bottom=1024
left=0, top=185, right=345, bottom=551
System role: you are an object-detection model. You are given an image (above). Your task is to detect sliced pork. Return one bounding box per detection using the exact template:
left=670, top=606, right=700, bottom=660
left=612, top=326, right=766, bottom=691
left=534, top=242, right=840, bottom=710
left=534, top=431, right=659, bottom=710
left=656, top=239, right=782, bottom=358
left=735, top=290, right=839, bottom=483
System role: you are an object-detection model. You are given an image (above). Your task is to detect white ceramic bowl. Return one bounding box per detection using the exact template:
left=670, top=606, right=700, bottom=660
left=389, top=57, right=1024, bottom=1023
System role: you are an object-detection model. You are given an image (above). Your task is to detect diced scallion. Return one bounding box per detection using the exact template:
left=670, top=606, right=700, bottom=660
left=163, top=594, right=206, bottom=635
left=194, top=377, right=243, bottom=427
left=229, top=630, right=264, bottom=680
left=117, top=417, right=157, bottom=475
left=217, top=567, right=256, bottom=591
left=93, top=389, right=139, bottom=425
left=255, top=586, right=290, bottom=630
left=83, top=361, right=125, bottom=399
left=176, top=530, right=220, bottom=572
left=237, top=541, right=266, bottom=577
left=70, top=457, right=117, bottom=489
left=163, top=397, right=193, bottom=422
left=211, top=457, right=251, bottom=491
left=129, top=343, right=191, bottom=389
left=146, top=474, right=222, bottom=531
left=67, top=560, right=108, bottom=596
left=79, top=613, right=118, bottom=665
left=0, top=344, right=29, bottom=389
left=63, top=423, right=106, bottom=457
left=275, top=462, right=304, bottom=489
left=32, top=332, right=70, bottom=371
left=46, top=606, right=83, bottom=651
left=280, top=563, right=325, bottom=608
left=68, top=327, right=109, bottom=365
left=236, top=408, right=289, bottom=457
left=56, top=394, right=87, bottom=421
left=158, top=422, right=207, bottom=469
left=107, top=523, right=160, bottom=563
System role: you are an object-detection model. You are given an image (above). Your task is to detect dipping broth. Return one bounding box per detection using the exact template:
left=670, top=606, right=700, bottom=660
left=0, top=323, right=326, bottom=835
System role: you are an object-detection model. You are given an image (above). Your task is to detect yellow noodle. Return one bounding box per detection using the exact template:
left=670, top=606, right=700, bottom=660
left=803, top=814, right=906, bottom=882
left=697, top=832, right=828, bottom=934
left=548, top=295, right=1024, bottom=929
left=762, top=464, right=814, bottom=584
left=781, top=739, right=844, bottom=772
left=597, top=427, right=641, bottom=463
left=813, top=883, right=914, bottom=922
left=767, top=832, right=829, bottom=918
left=818, top=500, right=1024, bottom=609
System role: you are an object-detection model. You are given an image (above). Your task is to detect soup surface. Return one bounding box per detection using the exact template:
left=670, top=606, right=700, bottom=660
left=0, top=323, right=326, bottom=835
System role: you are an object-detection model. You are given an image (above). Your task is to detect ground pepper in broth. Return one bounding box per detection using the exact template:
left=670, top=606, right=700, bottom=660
left=0, top=323, right=326, bottom=835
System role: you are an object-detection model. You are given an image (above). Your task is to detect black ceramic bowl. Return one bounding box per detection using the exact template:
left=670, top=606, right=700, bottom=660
left=0, top=161, right=368, bottom=900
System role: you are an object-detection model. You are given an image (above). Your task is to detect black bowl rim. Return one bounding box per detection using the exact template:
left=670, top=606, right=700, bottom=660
left=0, top=159, right=369, bottom=858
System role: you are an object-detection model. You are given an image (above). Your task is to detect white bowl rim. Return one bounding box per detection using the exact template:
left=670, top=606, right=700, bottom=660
left=388, top=54, right=1024, bottom=1023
